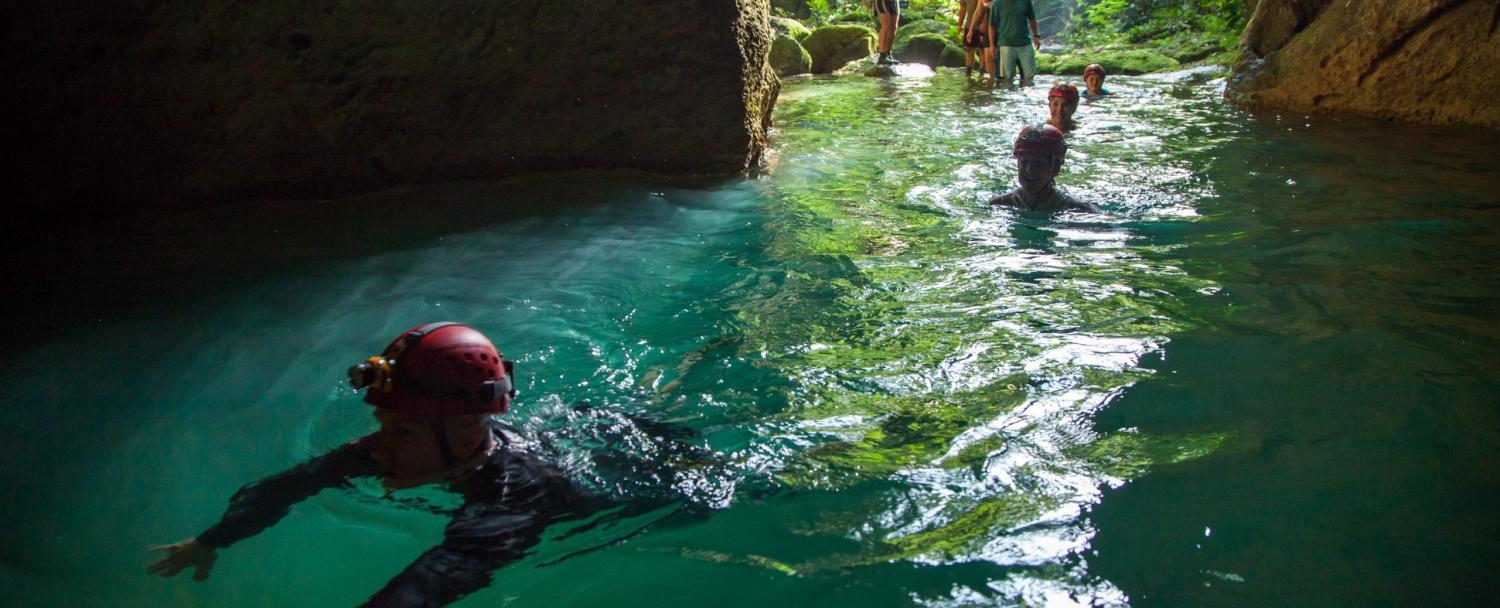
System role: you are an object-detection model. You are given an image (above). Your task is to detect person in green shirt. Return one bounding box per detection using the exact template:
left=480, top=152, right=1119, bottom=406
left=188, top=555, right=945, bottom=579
left=987, top=0, right=1041, bottom=85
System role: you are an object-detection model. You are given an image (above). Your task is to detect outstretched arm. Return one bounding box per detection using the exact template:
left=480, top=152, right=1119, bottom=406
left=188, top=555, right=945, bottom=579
left=148, top=440, right=380, bottom=580
left=196, top=440, right=379, bottom=549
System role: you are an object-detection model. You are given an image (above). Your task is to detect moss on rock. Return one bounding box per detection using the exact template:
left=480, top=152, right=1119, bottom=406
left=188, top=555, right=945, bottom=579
left=804, top=24, right=876, bottom=74
left=894, top=19, right=956, bottom=47
left=770, top=15, right=812, bottom=41
left=770, top=34, right=813, bottom=77
left=1041, top=48, right=1180, bottom=75
left=939, top=44, right=965, bottom=68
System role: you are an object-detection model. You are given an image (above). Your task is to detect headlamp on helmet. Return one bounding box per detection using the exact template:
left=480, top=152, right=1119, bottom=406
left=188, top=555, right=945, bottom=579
left=347, top=322, right=518, bottom=416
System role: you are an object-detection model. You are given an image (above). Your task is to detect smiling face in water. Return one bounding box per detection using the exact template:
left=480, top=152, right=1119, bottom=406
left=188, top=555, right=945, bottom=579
left=1049, top=96, right=1077, bottom=125
left=1015, top=152, right=1060, bottom=194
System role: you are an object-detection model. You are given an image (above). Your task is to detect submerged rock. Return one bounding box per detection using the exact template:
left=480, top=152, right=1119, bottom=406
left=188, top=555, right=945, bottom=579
left=1226, top=0, right=1500, bottom=128
left=804, top=24, right=877, bottom=74
left=771, top=34, right=813, bottom=77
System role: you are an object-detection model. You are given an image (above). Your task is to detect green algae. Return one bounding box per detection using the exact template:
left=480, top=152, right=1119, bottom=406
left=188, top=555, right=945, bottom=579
left=1071, top=430, right=1231, bottom=479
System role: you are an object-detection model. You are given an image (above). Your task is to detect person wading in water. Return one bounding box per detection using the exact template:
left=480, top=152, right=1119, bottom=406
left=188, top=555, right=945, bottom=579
left=148, top=323, right=600, bottom=607
left=990, top=123, right=1098, bottom=213
left=1046, top=83, right=1080, bottom=133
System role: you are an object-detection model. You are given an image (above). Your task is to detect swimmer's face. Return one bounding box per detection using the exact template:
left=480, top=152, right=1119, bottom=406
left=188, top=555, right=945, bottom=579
left=1014, top=152, right=1060, bottom=192
left=1084, top=73, right=1104, bottom=93
left=1049, top=96, right=1077, bottom=121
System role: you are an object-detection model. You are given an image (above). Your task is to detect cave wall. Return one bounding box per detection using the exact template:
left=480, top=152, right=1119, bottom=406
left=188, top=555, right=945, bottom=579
left=1226, top=0, right=1500, bottom=128
left=5, top=1, right=779, bottom=219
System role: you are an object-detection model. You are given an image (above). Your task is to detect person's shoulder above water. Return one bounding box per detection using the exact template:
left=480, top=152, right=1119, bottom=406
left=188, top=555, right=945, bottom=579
left=989, top=187, right=1099, bottom=213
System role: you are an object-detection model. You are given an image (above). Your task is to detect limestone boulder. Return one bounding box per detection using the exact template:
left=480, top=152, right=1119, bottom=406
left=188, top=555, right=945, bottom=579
left=894, top=33, right=959, bottom=68
left=771, top=16, right=812, bottom=41
left=771, top=34, right=814, bottom=76
left=895, top=19, right=956, bottom=47
left=939, top=44, right=966, bottom=68
left=5, top=0, right=780, bottom=219
left=1227, top=0, right=1500, bottom=128
left=804, top=25, right=877, bottom=74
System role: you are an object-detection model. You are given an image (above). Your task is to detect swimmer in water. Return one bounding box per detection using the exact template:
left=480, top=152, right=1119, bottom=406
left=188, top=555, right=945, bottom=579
left=1046, top=83, right=1080, bottom=133
left=146, top=323, right=686, bottom=607
left=1083, top=64, right=1111, bottom=96
left=990, top=123, right=1098, bottom=213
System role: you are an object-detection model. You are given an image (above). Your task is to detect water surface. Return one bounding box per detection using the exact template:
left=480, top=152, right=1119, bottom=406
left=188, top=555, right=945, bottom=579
left=4, top=69, right=1498, bottom=607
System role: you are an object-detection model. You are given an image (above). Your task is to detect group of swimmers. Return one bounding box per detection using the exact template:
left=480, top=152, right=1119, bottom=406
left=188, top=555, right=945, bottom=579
left=989, top=64, right=1111, bottom=214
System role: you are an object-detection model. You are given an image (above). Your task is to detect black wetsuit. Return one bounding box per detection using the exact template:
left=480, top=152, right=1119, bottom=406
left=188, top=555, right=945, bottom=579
left=196, top=421, right=587, bottom=608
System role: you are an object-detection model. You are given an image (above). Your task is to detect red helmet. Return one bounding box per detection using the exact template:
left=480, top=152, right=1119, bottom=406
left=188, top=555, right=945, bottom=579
left=1013, top=123, right=1066, bottom=160
left=1048, top=83, right=1080, bottom=103
left=1083, top=64, right=1106, bottom=79
left=348, top=322, right=516, bottom=416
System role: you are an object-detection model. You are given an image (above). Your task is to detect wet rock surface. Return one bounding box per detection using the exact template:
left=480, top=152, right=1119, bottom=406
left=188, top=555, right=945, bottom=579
left=6, top=0, right=779, bottom=219
left=1227, top=0, right=1500, bottom=128
left=804, top=24, right=877, bottom=74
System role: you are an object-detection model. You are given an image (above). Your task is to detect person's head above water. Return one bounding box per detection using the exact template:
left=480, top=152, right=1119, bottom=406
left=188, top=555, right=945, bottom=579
left=1047, top=83, right=1080, bottom=130
left=348, top=322, right=518, bottom=488
left=1012, top=123, right=1067, bottom=194
left=1083, top=64, right=1107, bottom=94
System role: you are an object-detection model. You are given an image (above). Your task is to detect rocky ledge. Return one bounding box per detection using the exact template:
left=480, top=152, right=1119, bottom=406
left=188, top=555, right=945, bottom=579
left=1226, top=0, right=1500, bottom=128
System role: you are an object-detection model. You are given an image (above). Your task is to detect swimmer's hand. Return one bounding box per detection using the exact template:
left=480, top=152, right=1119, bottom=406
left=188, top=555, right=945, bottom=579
left=147, top=538, right=217, bottom=581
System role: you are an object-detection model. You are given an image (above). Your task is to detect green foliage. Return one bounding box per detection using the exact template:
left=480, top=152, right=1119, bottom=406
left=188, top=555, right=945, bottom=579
left=805, top=0, right=963, bottom=27
left=1069, top=0, right=1248, bottom=64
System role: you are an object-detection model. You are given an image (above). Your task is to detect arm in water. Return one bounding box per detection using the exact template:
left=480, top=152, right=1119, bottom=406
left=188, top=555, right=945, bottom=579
left=360, top=450, right=583, bottom=607
left=148, top=441, right=380, bottom=580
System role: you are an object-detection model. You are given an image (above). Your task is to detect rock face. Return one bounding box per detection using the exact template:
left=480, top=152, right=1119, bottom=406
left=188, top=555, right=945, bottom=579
left=6, top=1, right=780, bottom=218
left=804, top=25, right=877, bottom=74
left=1227, top=0, right=1500, bottom=128
left=894, top=34, right=959, bottom=68
left=771, top=16, right=813, bottom=41
left=771, top=35, right=814, bottom=76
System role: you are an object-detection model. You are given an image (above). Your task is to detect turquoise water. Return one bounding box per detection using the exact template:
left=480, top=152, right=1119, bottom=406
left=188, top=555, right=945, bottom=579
left=4, top=69, right=1498, bottom=607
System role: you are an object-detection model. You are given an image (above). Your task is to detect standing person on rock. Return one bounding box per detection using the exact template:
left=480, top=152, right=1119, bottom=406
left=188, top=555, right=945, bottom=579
left=988, top=0, right=1041, bottom=85
left=963, top=0, right=993, bottom=79
left=873, top=0, right=902, bottom=65
left=145, top=323, right=612, bottom=607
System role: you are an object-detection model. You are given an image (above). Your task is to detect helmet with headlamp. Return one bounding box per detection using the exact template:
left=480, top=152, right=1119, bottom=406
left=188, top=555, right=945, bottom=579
left=347, top=322, right=517, bottom=416
left=1013, top=123, right=1067, bottom=161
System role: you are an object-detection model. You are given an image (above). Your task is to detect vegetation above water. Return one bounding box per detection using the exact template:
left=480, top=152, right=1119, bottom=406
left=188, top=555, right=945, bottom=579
left=776, top=0, right=1251, bottom=75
